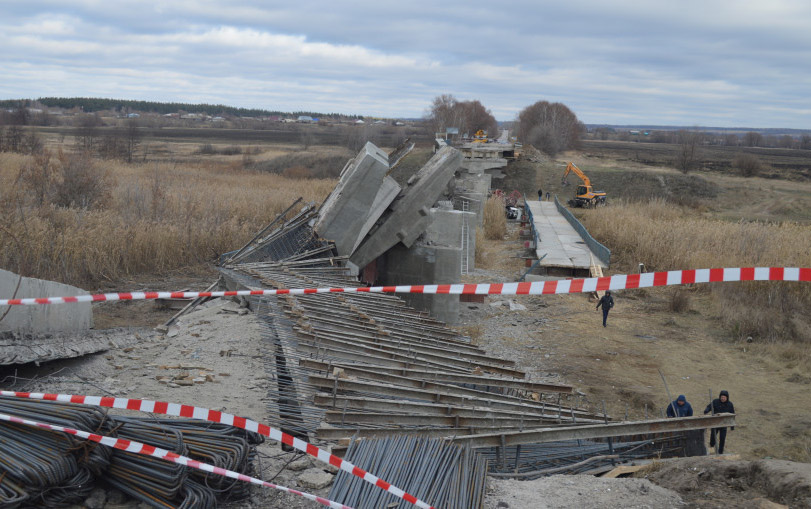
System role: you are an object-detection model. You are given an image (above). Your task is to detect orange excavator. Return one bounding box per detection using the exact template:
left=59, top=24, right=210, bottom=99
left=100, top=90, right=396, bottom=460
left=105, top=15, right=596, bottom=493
left=561, top=162, right=607, bottom=208
left=472, top=130, right=488, bottom=143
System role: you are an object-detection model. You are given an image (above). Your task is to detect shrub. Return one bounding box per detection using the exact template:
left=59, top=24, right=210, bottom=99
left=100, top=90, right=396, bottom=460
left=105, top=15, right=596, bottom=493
left=483, top=195, right=507, bottom=240
left=253, top=151, right=353, bottom=179
left=220, top=145, right=242, bottom=156
left=732, top=153, right=762, bottom=177
left=52, top=151, right=112, bottom=209
left=282, top=166, right=313, bottom=179
left=197, top=143, right=216, bottom=154
left=669, top=288, right=691, bottom=313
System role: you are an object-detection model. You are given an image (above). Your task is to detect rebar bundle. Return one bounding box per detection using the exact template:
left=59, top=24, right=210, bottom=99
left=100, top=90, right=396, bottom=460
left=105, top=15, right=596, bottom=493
left=0, top=395, right=111, bottom=507
left=329, top=436, right=488, bottom=509
left=0, top=396, right=263, bottom=508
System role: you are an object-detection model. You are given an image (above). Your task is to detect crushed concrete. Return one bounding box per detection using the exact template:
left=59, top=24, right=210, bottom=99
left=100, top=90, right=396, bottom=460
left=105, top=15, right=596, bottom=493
left=297, top=468, right=335, bottom=490
left=484, top=474, right=684, bottom=508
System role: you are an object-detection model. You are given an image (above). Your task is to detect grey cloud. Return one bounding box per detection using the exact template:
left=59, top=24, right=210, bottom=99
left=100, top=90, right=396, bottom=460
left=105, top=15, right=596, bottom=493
left=1, top=1, right=810, bottom=127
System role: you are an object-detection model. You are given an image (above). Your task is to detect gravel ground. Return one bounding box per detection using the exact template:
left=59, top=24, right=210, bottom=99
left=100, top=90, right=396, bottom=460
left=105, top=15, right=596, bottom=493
left=485, top=475, right=684, bottom=509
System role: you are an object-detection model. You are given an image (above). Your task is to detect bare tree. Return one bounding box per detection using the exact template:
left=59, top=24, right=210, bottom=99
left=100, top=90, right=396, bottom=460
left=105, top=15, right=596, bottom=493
left=517, top=101, right=583, bottom=156
left=778, top=135, right=795, bottom=149
left=76, top=113, right=102, bottom=152
left=675, top=130, right=701, bottom=173
left=426, top=94, right=464, bottom=135
left=723, top=133, right=739, bottom=146
left=425, top=95, right=498, bottom=139
left=801, top=135, right=811, bottom=150
left=4, top=126, right=23, bottom=153
left=124, top=119, right=142, bottom=163
left=743, top=131, right=762, bottom=147
left=732, top=153, right=762, bottom=177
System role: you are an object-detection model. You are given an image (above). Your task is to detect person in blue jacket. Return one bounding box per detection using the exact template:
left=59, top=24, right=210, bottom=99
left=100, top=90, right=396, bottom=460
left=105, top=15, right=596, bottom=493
left=704, top=390, right=735, bottom=454
left=666, top=394, right=693, bottom=417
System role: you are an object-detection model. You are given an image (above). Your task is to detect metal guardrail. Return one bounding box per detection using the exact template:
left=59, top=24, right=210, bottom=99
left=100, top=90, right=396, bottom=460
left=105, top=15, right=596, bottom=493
left=553, top=195, right=611, bottom=267
left=522, top=196, right=540, bottom=249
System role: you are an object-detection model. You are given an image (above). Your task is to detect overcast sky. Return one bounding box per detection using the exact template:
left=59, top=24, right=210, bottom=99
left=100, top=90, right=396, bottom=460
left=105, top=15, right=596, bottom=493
left=2, top=1, right=810, bottom=128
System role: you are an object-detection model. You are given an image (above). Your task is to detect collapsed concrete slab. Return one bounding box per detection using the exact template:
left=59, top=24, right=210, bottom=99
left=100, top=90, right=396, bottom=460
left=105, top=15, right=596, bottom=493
left=0, top=269, right=92, bottom=333
left=314, top=142, right=393, bottom=256
left=351, top=175, right=400, bottom=253
left=349, top=146, right=462, bottom=270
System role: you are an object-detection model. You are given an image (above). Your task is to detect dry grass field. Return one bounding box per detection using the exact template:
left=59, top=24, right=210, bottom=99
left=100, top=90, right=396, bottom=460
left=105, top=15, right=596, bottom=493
left=0, top=141, right=337, bottom=286
left=499, top=140, right=811, bottom=461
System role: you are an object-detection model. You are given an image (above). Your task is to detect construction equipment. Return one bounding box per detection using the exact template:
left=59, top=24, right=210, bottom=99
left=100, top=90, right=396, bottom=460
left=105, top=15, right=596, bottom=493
left=561, top=162, right=607, bottom=208
left=473, top=130, right=488, bottom=143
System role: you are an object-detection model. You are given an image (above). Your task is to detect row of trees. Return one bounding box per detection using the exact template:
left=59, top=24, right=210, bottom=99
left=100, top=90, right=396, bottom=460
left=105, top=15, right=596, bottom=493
left=425, top=94, right=499, bottom=140
left=589, top=127, right=811, bottom=150
left=0, top=97, right=362, bottom=120
left=425, top=95, right=584, bottom=156
left=0, top=121, right=142, bottom=163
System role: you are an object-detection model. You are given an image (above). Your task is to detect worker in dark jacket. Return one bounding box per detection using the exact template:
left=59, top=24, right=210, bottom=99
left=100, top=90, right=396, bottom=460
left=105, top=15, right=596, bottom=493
left=596, top=291, right=614, bottom=327
left=666, top=395, right=693, bottom=418
left=704, top=390, right=735, bottom=454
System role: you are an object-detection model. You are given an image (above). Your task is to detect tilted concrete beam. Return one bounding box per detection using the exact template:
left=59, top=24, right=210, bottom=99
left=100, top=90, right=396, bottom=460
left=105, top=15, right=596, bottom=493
left=349, top=146, right=462, bottom=269
left=314, top=142, right=391, bottom=256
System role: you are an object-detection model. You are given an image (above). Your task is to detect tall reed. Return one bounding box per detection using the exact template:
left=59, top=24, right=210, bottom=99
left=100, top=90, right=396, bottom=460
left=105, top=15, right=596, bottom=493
left=0, top=153, right=335, bottom=285
left=579, top=199, right=811, bottom=342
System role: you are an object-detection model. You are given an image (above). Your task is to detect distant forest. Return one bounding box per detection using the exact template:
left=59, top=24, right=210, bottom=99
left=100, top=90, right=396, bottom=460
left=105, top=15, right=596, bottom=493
left=0, top=97, right=361, bottom=119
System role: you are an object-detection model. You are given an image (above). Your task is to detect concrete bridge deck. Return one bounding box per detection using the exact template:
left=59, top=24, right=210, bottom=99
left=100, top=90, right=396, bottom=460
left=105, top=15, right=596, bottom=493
left=526, top=201, right=608, bottom=270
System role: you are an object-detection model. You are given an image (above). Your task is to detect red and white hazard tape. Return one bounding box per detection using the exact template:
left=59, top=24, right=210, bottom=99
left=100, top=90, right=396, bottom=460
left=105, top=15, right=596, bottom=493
left=1, top=267, right=808, bottom=307
left=0, top=390, right=435, bottom=509
left=0, top=411, right=351, bottom=509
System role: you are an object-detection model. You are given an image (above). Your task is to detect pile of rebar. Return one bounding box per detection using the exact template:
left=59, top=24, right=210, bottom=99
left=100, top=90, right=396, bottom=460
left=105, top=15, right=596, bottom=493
left=0, top=396, right=262, bottom=508
left=0, top=396, right=110, bottom=507
left=480, top=438, right=683, bottom=478
left=329, top=436, right=487, bottom=509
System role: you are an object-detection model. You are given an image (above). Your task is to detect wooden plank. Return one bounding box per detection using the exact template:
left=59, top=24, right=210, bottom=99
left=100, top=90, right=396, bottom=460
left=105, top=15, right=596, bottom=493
left=602, top=465, right=644, bottom=478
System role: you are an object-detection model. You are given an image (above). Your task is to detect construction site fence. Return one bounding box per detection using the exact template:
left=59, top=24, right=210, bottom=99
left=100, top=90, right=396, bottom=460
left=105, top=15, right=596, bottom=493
left=553, top=195, right=611, bottom=266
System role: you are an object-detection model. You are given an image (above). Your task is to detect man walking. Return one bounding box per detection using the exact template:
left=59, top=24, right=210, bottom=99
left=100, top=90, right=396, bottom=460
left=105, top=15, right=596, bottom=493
left=666, top=395, right=693, bottom=417
left=596, top=291, right=614, bottom=327
left=704, top=390, right=735, bottom=454
left=538, top=189, right=543, bottom=201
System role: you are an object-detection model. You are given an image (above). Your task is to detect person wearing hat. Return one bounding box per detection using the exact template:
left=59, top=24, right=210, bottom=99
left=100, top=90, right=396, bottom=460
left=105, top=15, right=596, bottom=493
left=704, top=390, right=736, bottom=454
left=666, top=395, right=693, bottom=417
left=596, top=291, right=614, bottom=327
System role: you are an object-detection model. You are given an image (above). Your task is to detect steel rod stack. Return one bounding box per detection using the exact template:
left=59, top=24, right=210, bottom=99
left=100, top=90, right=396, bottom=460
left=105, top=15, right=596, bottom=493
left=220, top=258, right=586, bottom=446
left=328, top=436, right=487, bottom=509
left=0, top=396, right=263, bottom=508
left=0, top=395, right=111, bottom=507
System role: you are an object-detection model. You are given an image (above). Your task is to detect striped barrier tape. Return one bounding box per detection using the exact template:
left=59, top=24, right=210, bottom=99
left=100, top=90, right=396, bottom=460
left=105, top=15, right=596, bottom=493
left=0, top=411, right=351, bottom=509
left=1, top=267, right=809, bottom=307
left=0, top=390, right=435, bottom=509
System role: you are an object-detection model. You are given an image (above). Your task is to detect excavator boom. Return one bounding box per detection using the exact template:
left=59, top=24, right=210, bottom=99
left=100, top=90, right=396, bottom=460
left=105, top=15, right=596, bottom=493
left=562, top=162, right=591, bottom=187
left=561, top=162, right=606, bottom=208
